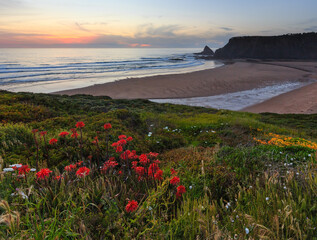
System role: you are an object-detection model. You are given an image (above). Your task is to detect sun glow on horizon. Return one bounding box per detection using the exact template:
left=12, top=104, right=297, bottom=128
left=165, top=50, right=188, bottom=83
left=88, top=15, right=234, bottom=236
left=1, top=0, right=316, bottom=48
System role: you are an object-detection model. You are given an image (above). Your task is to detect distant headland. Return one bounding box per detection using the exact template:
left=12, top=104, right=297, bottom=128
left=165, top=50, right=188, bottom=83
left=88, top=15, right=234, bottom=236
left=208, top=32, right=317, bottom=59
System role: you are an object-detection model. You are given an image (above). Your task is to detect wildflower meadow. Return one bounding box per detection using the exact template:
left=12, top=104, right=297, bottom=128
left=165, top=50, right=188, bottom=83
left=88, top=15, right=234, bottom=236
left=0, top=91, right=316, bottom=239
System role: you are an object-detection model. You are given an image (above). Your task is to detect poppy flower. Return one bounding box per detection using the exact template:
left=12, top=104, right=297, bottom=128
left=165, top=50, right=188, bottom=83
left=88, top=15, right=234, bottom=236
left=170, top=176, right=180, bottom=185
left=176, top=185, right=186, bottom=198
left=40, top=131, right=47, bottom=136
left=139, top=154, right=149, bottom=165
left=118, top=135, right=126, bottom=140
left=59, top=132, right=69, bottom=137
left=148, top=163, right=159, bottom=177
left=125, top=200, right=138, bottom=213
left=171, top=168, right=177, bottom=175
left=118, top=139, right=127, bottom=145
left=76, top=167, right=90, bottom=177
left=116, top=145, right=123, bottom=153
left=49, top=138, right=58, bottom=145
left=102, top=160, right=118, bottom=172
left=65, top=164, right=77, bottom=172
left=154, top=169, right=163, bottom=181
left=76, top=161, right=83, bottom=166
left=127, top=136, right=133, bottom=141
left=71, top=132, right=79, bottom=138
left=54, top=175, right=63, bottom=180
left=104, top=123, right=112, bottom=130
left=131, top=161, right=138, bottom=169
left=76, top=121, right=85, bottom=128
left=18, top=165, right=30, bottom=175
left=111, top=142, right=118, bottom=147
left=36, top=168, right=52, bottom=180
left=135, top=166, right=145, bottom=176
left=148, top=152, right=159, bottom=158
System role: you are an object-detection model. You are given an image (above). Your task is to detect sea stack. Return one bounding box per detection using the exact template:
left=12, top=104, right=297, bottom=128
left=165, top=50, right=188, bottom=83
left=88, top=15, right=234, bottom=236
left=199, top=45, right=214, bottom=55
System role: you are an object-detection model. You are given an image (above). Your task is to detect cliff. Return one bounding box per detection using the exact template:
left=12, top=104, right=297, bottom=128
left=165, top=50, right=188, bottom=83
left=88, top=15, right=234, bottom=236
left=214, top=32, right=317, bottom=59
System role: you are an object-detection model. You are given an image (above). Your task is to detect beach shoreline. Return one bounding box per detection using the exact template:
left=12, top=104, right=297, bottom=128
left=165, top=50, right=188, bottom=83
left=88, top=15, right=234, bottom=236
left=54, top=60, right=317, bottom=114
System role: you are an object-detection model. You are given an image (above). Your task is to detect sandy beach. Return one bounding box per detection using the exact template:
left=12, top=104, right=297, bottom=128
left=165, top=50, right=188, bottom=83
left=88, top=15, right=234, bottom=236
left=55, top=60, right=317, bottom=114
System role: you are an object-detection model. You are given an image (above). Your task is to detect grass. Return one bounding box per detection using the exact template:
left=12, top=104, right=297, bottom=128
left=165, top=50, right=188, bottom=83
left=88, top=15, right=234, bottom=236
left=0, top=90, right=316, bottom=239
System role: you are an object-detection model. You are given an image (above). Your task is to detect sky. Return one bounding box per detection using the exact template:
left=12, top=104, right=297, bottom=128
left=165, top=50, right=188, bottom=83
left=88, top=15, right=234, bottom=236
left=1, top=0, right=317, bottom=48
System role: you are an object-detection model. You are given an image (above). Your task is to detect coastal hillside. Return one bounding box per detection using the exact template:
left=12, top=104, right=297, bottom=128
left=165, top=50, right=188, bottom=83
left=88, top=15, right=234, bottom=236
left=214, top=32, right=317, bottom=59
left=0, top=91, right=316, bottom=239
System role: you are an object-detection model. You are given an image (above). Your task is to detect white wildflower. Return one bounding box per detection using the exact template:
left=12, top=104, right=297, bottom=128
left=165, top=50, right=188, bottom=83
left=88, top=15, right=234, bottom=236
left=9, top=164, right=22, bottom=168
left=245, top=227, right=250, bottom=234
left=3, top=168, right=14, bottom=172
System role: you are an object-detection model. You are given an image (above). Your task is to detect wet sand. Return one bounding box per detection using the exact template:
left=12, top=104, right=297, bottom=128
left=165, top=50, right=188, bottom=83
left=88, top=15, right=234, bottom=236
left=242, top=81, right=317, bottom=114
left=55, top=60, right=317, bottom=114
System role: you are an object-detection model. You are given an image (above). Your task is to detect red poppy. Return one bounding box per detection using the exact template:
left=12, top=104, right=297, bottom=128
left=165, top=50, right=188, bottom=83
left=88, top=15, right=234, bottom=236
left=148, top=152, right=159, bottom=158
left=176, top=185, right=186, bottom=198
left=118, top=139, right=127, bottom=145
left=54, top=175, right=63, bottom=180
left=111, top=142, right=118, bottom=147
left=18, top=165, right=30, bottom=175
left=170, top=176, right=180, bottom=185
left=154, top=169, right=163, bottom=181
left=127, top=136, right=133, bottom=141
left=76, top=121, right=85, bottom=128
left=76, top=167, right=90, bottom=177
left=71, top=132, right=79, bottom=138
left=148, top=163, right=159, bottom=177
left=65, top=164, right=77, bottom=172
left=102, top=159, right=118, bottom=172
left=116, top=145, right=123, bottom=152
left=92, top=136, right=99, bottom=144
left=49, top=138, right=58, bottom=145
left=139, top=154, right=149, bottom=165
left=125, top=200, right=138, bottom=213
left=171, top=168, right=177, bottom=175
left=118, top=135, right=126, bottom=140
left=36, top=168, right=52, bottom=180
left=76, top=161, right=83, bottom=166
left=104, top=123, right=112, bottom=130
left=118, top=170, right=122, bottom=175
left=135, top=166, right=145, bottom=176
left=40, top=131, right=47, bottom=136
left=131, top=161, right=138, bottom=169
left=32, top=129, right=38, bottom=134
left=59, top=131, right=69, bottom=137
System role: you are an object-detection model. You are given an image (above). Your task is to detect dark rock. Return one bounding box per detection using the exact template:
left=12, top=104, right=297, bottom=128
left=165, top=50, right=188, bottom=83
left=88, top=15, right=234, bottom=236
left=214, top=32, right=317, bottom=59
left=196, top=45, right=214, bottom=55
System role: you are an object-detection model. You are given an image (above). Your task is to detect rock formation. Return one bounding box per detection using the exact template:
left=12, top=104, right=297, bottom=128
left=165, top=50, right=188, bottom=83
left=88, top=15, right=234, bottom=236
left=214, top=32, right=317, bottom=59
left=196, top=45, right=214, bottom=55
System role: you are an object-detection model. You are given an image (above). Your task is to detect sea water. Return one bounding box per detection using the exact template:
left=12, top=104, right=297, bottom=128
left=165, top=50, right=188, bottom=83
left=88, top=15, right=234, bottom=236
left=151, top=81, right=313, bottom=111
left=0, top=48, right=221, bottom=93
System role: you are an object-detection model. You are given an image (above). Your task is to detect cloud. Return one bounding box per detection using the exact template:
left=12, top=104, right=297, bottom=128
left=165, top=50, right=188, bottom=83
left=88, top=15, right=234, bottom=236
left=75, top=22, right=91, bottom=32
left=135, top=24, right=183, bottom=38
left=0, top=24, right=239, bottom=48
left=0, top=0, right=23, bottom=8
left=304, top=26, right=317, bottom=32
left=219, top=27, right=233, bottom=31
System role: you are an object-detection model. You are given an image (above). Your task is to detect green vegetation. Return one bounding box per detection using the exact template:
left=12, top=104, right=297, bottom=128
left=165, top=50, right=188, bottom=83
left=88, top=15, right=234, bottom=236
left=0, top=90, right=316, bottom=239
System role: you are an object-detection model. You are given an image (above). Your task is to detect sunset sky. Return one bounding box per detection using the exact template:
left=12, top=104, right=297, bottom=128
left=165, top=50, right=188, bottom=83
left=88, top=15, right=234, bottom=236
left=1, top=0, right=317, bottom=48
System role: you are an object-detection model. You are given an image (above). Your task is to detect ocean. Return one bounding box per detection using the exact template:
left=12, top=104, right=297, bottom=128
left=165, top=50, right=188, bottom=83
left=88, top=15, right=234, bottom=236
left=0, top=48, right=221, bottom=93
